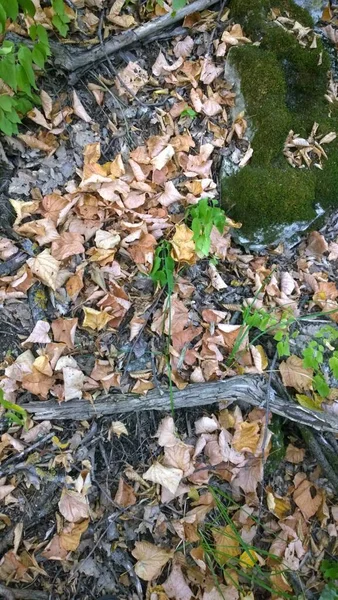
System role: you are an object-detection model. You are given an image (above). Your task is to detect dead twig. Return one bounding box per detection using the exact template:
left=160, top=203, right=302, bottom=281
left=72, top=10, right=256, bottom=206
left=21, top=376, right=338, bottom=433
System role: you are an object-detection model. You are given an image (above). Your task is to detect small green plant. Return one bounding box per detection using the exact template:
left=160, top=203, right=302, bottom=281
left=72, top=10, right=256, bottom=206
left=186, top=197, right=227, bottom=256
left=156, top=0, right=187, bottom=12
left=180, top=107, right=197, bottom=119
left=0, top=389, right=28, bottom=427
left=151, top=240, right=175, bottom=293
left=320, top=560, right=338, bottom=600
left=0, top=0, right=69, bottom=135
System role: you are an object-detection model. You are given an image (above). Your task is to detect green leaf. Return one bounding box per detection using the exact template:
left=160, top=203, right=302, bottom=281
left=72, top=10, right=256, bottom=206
left=0, top=95, right=13, bottom=111
left=0, top=109, right=13, bottom=135
left=18, top=0, right=35, bottom=17
left=172, top=0, right=187, bottom=11
left=36, top=24, right=50, bottom=49
left=321, top=559, right=338, bottom=581
left=329, top=354, right=338, bottom=379
left=52, top=13, right=69, bottom=37
left=180, top=107, right=197, bottom=118
left=0, top=54, right=17, bottom=90
left=32, top=45, right=45, bottom=69
left=0, top=40, right=14, bottom=55
left=296, top=393, right=323, bottom=411
left=16, top=64, right=32, bottom=95
left=0, top=4, right=7, bottom=33
left=1, top=0, right=18, bottom=20
left=313, top=373, right=330, bottom=398
left=15, top=95, right=33, bottom=114
left=319, top=583, right=338, bottom=600
left=18, top=45, right=36, bottom=88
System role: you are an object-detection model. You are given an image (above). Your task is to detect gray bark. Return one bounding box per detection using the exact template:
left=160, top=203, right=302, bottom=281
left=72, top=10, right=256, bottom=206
left=21, top=376, right=338, bottom=433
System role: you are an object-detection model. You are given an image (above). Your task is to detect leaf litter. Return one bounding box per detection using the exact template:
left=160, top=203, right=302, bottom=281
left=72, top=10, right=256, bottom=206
left=0, top=1, right=338, bottom=599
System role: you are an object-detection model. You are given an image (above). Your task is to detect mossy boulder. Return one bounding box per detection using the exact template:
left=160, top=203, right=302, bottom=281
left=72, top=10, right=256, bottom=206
left=221, top=0, right=338, bottom=246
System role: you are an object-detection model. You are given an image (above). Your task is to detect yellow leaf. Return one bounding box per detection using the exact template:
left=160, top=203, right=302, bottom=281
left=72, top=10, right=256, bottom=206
left=212, top=524, right=241, bottom=565
left=239, top=549, right=259, bottom=568
left=295, top=394, right=323, bottom=411
left=267, top=491, right=291, bottom=519
left=171, top=224, right=196, bottom=264
left=52, top=436, right=70, bottom=450
left=82, top=307, right=111, bottom=331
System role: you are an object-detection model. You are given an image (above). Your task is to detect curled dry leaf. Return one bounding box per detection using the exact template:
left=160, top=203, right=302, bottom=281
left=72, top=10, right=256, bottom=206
left=73, top=90, right=92, bottom=123
left=143, top=462, right=183, bottom=494
left=110, top=421, right=128, bottom=438
left=279, top=356, right=313, bottom=393
left=58, top=489, right=90, bottom=523
left=132, top=541, right=174, bottom=581
left=173, top=36, right=194, bottom=58
left=52, top=318, right=78, bottom=348
left=171, top=224, right=196, bottom=264
left=82, top=307, right=111, bottom=331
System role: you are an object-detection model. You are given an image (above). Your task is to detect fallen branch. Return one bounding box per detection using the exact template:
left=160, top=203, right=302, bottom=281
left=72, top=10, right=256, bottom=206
left=22, top=376, right=338, bottom=433
left=0, top=586, right=48, bottom=600
left=51, top=0, right=220, bottom=76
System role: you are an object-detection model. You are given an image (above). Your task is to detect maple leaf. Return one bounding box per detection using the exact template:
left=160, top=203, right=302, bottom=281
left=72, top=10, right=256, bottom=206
left=27, top=250, right=61, bottom=291
left=58, top=489, right=90, bottom=523
left=279, top=356, right=313, bottom=393
left=171, top=224, right=196, bottom=264
left=132, top=541, right=174, bottom=581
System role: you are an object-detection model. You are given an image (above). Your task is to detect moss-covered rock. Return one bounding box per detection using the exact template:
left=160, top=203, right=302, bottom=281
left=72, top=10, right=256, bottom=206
left=221, top=0, right=338, bottom=246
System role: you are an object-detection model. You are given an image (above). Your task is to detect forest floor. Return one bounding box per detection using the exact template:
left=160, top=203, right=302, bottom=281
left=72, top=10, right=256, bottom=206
left=0, top=1, right=338, bottom=599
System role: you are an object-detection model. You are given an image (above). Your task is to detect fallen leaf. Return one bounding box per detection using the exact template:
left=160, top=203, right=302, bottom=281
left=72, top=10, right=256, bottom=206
left=293, top=473, right=322, bottom=519
left=212, top=524, right=241, bottom=565
left=171, top=224, right=196, bottom=264
left=51, top=232, right=85, bottom=261
left=143, top=462, right=183, bottom=494
left=58, top=489, right=90, bottom=523
left=200, top=58, right=223, bottom=84
left=132, top=541, right=173, bottom=581
left=279, top=356, right=313, bottom=393
left=63, top=366, right=85, bottom=401
left=155, top=416, right=177, bottom=447
left=82, top=307, right=111, bottom=331
left=115, top=61, right=148, bottom=97
left=27, top=250, right=61, bottom=291
left=151, top=145, right=175, bottom=171
left=52, top=318, right=78, bottom=348
left=21, top=368, right=53, bottom=399
left=114, top=477, right=136, bottom=507
left=163, top=563, right=193, bottom=600
left=173, top=36, right=194, bottom=58
left=22, top=321, right=51, bottom=346
left=285, top=443, right=305, bottom=464
left=158, top=181, right=184, bottom=207
left=110, top=421, right=128, bottom=438
left=21, top=421, right=52, bottom=443
left=73, top=90, right=92, bottom=123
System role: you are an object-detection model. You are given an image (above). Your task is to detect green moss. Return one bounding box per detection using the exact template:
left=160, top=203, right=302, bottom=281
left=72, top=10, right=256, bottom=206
left=224, top=167, right=317, bottom=243
left=229, top=0, right=313, bottom=38
left=221, top=0, right=338, bottom=245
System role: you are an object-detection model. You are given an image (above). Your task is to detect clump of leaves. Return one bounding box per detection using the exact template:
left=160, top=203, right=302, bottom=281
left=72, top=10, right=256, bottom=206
left=186, top=197, right=227, bottom=256
left=0, top=0, right=69, bottom=135
left=302, top=325, right=338, bottom=398
left=151, top=240, right=175, bottom=293
left=320, top=560, right=338, bottom=600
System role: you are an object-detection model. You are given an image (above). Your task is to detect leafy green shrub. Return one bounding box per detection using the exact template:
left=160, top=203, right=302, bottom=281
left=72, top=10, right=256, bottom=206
left=186, top=198, right=227, bottom=256
left=0, top=0, right=69, bottom=135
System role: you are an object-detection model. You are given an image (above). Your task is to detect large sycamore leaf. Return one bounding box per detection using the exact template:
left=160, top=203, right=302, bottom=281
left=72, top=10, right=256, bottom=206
left=279, top=356, right=313, bottom=393
left=132, top=541, right=173, bottom=581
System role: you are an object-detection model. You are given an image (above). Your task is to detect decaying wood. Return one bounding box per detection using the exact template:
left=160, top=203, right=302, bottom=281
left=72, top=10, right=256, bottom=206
left=51, top=0, right=220, bottom=75
left=22, top=376, right=338, bottom=433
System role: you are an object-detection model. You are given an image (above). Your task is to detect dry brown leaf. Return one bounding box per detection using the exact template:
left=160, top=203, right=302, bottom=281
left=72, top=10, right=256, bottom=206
left=27, top=250, right=61, bottom=291
left=51, top=318, right=77, bottom=348
left=132, top=541, right=173, bottom=581
left=51, top=232, right=85, bottom=261
left=82, top=307, right=111, bottom=331
left=155, top=416, right=177, bottom=447
left=171, top=224, right=196, bottom=264
left=200, top=58, right=223, bottom=84
left=115, top=61, right=148, bottom=97
left=63, top=366, right=85, bottom=401
left=73, top=90, right=92, bottom=123
left=21, top=368, right=53, bottom=399
left=306, top=231, right=328, bottom=256
left=293, top=473, right=322, bottom=519
left=267, top=491, right=291, bottom=519
left=279, top=356, right=313, bottom=393
left=58, top=489, right=90, bottom=523
left=110, top=421, right=128, bottom=438
left=173, top=36, right=194, bottom=58
left=163, top=563, right=193, bottom=600
left=158, top=181, right=184, bottom=207
left=212, top=524, right=241, bottom=565
left=22, top=320, right=51, bottom=346
left=114, top=477, right=136, bottom=507
left=143, top=462, right=183, bottom=494
left=21, top=421, right=52, bottom=444
left=0, top=551, right=31, bottom=583
left=285, top=443, right=305, bottom=464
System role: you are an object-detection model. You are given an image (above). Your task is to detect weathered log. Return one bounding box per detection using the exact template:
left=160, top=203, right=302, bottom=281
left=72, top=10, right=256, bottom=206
left=51, top=0, right=220, bottom=75
left=21, top=376, right=338, bottom=433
